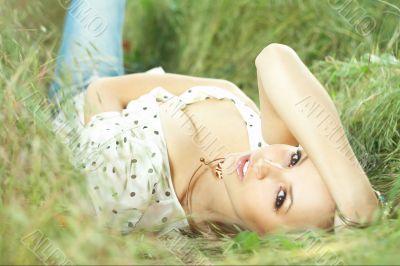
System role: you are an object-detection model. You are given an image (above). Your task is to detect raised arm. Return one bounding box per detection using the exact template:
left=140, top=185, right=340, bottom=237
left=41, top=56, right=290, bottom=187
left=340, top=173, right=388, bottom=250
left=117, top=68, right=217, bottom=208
left=255, top=43, right=379, bottom=226
left=84, top=72, right=259, bottom=123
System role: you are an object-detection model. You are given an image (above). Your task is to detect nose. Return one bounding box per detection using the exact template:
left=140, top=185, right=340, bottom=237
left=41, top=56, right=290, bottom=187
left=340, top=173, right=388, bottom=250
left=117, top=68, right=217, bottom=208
left=253, top=156, right=286, bottom=180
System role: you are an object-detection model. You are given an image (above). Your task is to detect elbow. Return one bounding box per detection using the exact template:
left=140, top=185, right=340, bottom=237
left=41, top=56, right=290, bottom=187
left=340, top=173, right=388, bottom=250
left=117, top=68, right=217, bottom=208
left=260, top=43, right=295, bottom=56
left=255, top=43, right=296, bottom=67
left=88, top=77, right=106, bottom=88
left=85, top=77, right=109, bottom=97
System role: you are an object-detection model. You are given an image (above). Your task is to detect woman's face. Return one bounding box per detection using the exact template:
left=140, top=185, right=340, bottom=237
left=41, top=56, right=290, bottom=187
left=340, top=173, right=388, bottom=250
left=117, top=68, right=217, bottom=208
left=221, top=144, right=336, bottom=234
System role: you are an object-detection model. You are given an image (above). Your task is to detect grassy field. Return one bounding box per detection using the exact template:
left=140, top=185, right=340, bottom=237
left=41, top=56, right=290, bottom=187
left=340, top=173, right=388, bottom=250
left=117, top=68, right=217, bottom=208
left=1, top=0, right=400, bottom=264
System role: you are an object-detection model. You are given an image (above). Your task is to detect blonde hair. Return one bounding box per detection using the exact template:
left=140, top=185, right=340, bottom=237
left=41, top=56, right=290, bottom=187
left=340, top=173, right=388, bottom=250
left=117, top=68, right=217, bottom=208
left=179, top=218, right=243, bottom=239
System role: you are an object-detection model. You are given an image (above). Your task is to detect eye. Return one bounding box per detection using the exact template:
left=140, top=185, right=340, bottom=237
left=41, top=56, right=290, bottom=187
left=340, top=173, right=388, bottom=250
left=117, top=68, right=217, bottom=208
left=274, top=187, right=286, bottom=211
left=288, top=148, right=302, bottom=167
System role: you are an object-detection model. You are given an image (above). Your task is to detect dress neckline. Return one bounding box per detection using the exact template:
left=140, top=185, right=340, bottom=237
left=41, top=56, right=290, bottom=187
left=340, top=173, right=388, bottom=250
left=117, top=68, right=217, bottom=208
left=148, top=85, right=267, bottom=150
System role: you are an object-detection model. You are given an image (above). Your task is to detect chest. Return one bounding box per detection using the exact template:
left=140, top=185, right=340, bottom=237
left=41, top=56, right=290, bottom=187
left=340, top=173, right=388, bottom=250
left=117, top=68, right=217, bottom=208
left=158, top=99, right=251, bottom=199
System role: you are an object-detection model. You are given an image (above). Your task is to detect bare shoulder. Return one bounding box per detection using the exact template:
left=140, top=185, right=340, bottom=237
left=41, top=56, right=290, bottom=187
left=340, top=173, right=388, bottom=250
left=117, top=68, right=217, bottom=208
left=198, top=78, right=260, bottom=114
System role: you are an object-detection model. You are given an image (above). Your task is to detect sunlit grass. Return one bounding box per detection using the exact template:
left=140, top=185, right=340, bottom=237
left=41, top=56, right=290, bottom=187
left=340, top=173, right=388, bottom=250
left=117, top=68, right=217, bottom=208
left=1, top=0, right=399, bottom=264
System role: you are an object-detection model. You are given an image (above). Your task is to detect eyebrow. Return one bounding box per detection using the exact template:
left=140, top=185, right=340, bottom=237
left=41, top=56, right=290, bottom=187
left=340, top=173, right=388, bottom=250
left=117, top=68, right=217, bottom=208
left=299, top=154, right=309, bottom=166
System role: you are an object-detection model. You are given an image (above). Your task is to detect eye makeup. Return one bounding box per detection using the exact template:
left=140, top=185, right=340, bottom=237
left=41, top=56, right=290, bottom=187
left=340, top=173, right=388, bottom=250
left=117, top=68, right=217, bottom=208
left=288, top=148, right=302, bottom=167
left=274, top=186, right=286, bottom=210
left=274, top=185, right=294, bottom=214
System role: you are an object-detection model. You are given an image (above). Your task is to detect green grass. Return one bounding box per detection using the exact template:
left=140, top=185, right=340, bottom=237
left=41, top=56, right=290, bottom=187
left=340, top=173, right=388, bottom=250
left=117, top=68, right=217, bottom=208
left=1, top=0, right=399, bottom=264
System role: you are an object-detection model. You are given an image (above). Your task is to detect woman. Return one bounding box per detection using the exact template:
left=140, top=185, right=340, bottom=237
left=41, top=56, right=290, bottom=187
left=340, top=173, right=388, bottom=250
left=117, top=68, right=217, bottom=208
left=51, top=0, right=380, bottom=236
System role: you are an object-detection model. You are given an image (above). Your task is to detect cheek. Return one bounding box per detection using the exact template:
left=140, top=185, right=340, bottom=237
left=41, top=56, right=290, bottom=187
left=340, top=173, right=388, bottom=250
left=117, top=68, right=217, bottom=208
left=290, top=171, right=335, bottom=228
left=294, top=161, right=330, bottom=200
left=232, top=183, right=264, bottom=214
left=227, top=180, right=277, bottom=230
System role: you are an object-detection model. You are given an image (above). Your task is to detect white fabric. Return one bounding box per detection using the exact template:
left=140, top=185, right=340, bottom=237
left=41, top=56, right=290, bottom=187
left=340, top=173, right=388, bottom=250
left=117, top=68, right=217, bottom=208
left=52, top=67, right=267, bottom=234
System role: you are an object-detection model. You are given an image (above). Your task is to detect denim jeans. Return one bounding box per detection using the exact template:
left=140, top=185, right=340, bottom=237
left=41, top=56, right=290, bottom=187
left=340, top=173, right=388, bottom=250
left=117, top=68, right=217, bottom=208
left=50, top=0, right=126, bottom=103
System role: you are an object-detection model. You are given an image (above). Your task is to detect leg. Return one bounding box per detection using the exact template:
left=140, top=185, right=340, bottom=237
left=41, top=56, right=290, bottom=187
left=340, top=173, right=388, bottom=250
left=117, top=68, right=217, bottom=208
left=50, top=0, right=126, bottom=102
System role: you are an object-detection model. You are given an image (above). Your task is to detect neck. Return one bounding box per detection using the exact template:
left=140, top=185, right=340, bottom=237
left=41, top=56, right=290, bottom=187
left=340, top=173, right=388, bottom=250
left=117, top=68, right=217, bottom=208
left=185, top=166, right=244, bottom=228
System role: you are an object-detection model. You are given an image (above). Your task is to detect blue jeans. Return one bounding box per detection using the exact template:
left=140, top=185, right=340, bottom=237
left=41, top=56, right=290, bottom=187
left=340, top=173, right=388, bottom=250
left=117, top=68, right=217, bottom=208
left=50, top=0, right=126, bottom=104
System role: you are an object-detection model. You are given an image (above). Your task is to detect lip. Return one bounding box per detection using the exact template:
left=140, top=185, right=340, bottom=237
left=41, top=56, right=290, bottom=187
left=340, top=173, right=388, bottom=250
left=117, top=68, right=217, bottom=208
left=236, top=153, right=252, bottom=181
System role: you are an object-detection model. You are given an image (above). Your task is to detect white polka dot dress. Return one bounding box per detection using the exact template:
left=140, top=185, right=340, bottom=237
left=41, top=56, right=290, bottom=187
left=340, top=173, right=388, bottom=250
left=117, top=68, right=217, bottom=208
left=52, top=67, right=267, bottom=235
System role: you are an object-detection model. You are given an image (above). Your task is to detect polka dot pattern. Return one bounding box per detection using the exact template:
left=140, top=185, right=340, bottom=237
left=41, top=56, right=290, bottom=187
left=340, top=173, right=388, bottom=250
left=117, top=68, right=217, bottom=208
left=53, top=67, right=267, bottom=235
